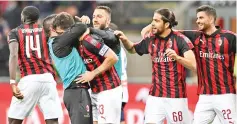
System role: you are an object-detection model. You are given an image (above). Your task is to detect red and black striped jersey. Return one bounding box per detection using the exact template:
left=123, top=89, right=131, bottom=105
left=182, top=27, right=236, bottom=95
left=8, top=24, right=55, bottom=78
left=78, top=35, right=120, bottom=93
left=134, top=30, right=194, bottom=98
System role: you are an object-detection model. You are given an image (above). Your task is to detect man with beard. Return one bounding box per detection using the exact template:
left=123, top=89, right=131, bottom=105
left=85, top=6, right=123, bottom=124
left=114, top=8, right=196, bottom=124
left=141, top=5, right=236, bottom=124
left=182, top=5, right=236, bottom=124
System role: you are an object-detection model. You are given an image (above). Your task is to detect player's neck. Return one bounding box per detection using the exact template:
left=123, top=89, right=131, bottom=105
left=159, top=29, right=171, bottom=38
left=204, top=25, right=217, bottom=35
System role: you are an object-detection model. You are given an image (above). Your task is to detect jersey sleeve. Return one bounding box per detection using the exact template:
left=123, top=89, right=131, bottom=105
left=177, top=35, right=194, bottom=56
left=133, top=37, right=151, bottom=56
left=231, top=34, right=236, bottom=53
left=8, top=28, right=19, bottom=44
left=90, top=28, right=121, bottom=54
left=54, top=23, right=87, bottom=47
left=180, top=30, right=201, bottom=44
left=52, top=23, right=87, bottom=57
left=83, top=35, right=109, bottom=57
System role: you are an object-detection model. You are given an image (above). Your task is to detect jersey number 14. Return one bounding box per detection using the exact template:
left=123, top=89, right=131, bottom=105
left=25, top=35, right=41, bottom=58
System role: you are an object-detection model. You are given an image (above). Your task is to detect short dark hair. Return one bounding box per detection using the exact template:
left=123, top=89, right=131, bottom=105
left=96, top=6, right=112, bottom=19
left=52, top=12, right=75, bottom=30
left=154, top=8, right=178, bottom=28
left=196, top=5, right=217, bottom=22
left=42, top=14, right=57, bottom=38
left=21, top=6, right=40, bottom=24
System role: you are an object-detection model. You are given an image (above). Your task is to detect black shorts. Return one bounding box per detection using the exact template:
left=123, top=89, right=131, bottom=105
left=63, top=82, right=92, bottom=124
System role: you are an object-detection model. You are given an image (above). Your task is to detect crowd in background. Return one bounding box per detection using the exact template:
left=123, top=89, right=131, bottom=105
left=0, top=1, right=235, bottom=82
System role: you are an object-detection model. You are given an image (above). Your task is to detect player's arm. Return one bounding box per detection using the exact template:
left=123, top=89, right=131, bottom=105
left=8, top=30, right=24, bottom=99
left=76, top=35, right=118, bottom=83
left=92, top=48, right=118, bottom=76
left=57, top=23, right=88, bottom=45
left=234, top=54, right=237, bottom=77
left=53, top=23, right=88, bottom=57
left=114, top=30, right=136, bottom=53
left=167, top=49, right=196, bottom=72
left=141, top=24, right=152, bottom=38
left=140, top=23, right=200, bottom=43
left=179, top=30, right=201, bottom=43
left=114, top=30, right=150, bottom=55
left=166, top=36, right=196, bottom=72
left=230, top=33, right=236, bottom=77
left=89, top=28, right=120, bottom=49
left=9, top=42, right=18, bottom=83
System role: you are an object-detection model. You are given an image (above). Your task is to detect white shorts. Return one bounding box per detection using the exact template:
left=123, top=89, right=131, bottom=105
left=144, top=95, right=191, bottom=124
left=8, top=73, right=63, bottom=120
left=91, top=85, right=122, bottom=124
left=193, top=94, right=236, bottom=124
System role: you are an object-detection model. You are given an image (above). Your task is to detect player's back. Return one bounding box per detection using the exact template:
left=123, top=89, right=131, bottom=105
left=8, top=23, right=55, bottom=78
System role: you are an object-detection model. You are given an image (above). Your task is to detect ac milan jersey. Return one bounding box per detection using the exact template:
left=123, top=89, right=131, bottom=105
left=134, top=30, right=194, bottom=98
left=78, top=35, right=121, bottom=93
left=182, top=27, right=236, bottom=95
left=8, top=24, right=55, bottom=78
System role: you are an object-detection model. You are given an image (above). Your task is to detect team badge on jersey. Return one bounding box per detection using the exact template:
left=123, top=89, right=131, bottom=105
left=167, top=40, right=172, bottom=48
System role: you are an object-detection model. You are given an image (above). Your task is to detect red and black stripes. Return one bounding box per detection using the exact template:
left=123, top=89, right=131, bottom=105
left=16, top=24, right=55, bottom=77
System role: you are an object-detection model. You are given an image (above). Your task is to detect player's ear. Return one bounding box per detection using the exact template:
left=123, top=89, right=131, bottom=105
left=209, top=16, right=215, bottom=24
left=164, top=22, right=170, bottom=29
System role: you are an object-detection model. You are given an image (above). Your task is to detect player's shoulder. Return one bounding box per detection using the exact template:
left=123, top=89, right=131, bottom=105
left=9, top=25, right=21, bottom=34
left=83, top=35, right=102, bottom=49
left=220, top=29, right=236, bottom=38
left=106, top=27, right=114, bottom=32
left=173, top=30, right=191, bottom=42
left=173, top=30, right=186, bottom=38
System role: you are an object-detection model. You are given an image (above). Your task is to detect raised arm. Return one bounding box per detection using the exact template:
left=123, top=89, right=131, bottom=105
left=52, top=23, right=88, bottom=57
left=114, top=30, right=136, bottom=54
left=90, top=28, right=119, bottom=44
left=114, top=30, right=150, bottom=56
left=166, top=35, right=196, bottom=72
left=141, top=24, right=152, bottom=38
left=76, top=35, right=118, bottom=83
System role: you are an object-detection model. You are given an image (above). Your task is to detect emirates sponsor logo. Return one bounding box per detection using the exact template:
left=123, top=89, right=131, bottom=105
left=152, top=52, right=175, bottom=63
left=199, top=51, right=224, bottom=60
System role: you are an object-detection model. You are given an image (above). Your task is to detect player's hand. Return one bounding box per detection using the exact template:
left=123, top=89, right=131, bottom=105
left=80, top=15, right=91, bottom=24
left=75, top=71, right=95, bottom=84
left=74, top=15, right=90, bottom=24
left=114, top=30, right=128, bottom=42
left=165, top=48, right=179, bottom=60
left=11, top=84, right=24, bottom=99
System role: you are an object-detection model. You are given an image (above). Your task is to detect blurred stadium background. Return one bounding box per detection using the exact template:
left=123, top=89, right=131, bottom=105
left=0, top=1, right=236, bottom=124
